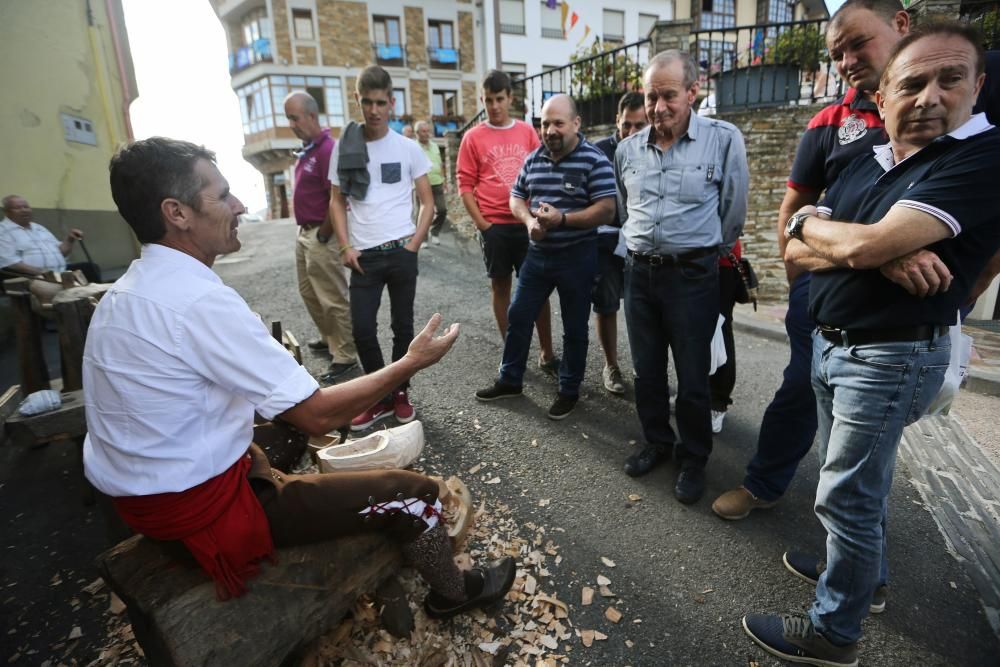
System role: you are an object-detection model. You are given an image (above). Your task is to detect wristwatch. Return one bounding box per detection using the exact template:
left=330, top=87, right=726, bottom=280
left=785, top=212, right=810, bottom=241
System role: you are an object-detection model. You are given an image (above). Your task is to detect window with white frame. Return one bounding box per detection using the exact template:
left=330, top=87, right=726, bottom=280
left=700, top=0, right=736, bottom=29
left=639, top=13, right=659, bottom=38
left=292, top=8, right=314, bottom=40
left=393, top=88, right=408, bottom=116
left=431, top=89, right=458, bottom=116
left=239, top=75, right=345, bottom=135
left=540, top=1, right=563, bottom=39
left=499, top=0, right=525, bottom=34
left=603, top=9, right=625, bottom=43
left=502, top=62, right=527, bottom=79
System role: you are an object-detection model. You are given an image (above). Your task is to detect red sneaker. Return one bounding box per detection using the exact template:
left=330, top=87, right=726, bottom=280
left=393, top=390, right=415, bottom=423
left=350, top=400, right=394, bottom=431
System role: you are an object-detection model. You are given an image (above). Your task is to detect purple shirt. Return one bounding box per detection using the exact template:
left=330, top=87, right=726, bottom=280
left=292, top=129, right=334, bottom=225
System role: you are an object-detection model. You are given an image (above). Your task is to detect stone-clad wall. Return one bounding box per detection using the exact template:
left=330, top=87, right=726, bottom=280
left=318, top=0, right=370, bottom=68
left=271, top=0, right=292, bottom=64
left=714, top=105, right=823, bottom=299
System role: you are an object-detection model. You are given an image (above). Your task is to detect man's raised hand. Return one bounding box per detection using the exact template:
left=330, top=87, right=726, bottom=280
left=405, top=313, right=460, bottom=370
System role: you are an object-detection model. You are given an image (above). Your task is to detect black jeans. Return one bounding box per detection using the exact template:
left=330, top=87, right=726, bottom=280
left=349, top=247, right=418, bottom=394
left=624, top=252, right=719, bottom=465
left=709, top=262, right=738, bottom=411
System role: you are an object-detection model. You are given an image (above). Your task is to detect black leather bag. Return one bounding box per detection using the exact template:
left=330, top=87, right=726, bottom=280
left=730, top=253, right=759, bottom=311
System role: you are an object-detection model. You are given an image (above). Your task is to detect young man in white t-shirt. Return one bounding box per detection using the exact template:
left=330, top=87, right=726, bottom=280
left=329, top=65, right=434, bottom=430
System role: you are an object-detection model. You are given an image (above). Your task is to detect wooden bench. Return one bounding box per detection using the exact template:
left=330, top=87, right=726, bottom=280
left=98, top=533, right=402, bottom=667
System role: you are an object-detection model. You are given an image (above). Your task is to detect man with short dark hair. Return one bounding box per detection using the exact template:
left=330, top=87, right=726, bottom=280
left=414, top=120, right=448, bottom=246
left=284, top=91, right=358, bottom=381
left=456, top=70, right=557, bottom=374
left=0, top=194, right=100, bottom=283
left=616, top=50, right=749, bottom=504
left=329, top=66, right=435, bottom=431
left=86, top=136, right=514, bottom=618
left=475, top=94, right=616, bottom=420
left=592, top=92, right=646, bottom=395
left=743, top=22, right=1000, bottom=666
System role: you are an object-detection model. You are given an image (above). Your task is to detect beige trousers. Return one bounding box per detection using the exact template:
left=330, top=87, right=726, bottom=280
left=295, top=226, right=357, bottom=362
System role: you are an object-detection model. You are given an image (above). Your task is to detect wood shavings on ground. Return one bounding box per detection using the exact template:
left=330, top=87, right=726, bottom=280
left=308, top=501, right=587, bottom=666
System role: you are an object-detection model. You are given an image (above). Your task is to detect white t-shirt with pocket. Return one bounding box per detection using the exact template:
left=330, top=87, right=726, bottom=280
left=329, top=130, right=431, bottom=250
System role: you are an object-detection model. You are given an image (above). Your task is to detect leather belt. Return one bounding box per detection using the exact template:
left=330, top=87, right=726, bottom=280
left=627, top=247, right=716, bottom=266
left=361, top=237, right=412, bottom=252
left=817, top=324, right=948, bottom=347
left=299, top=221, right=323, bottom=230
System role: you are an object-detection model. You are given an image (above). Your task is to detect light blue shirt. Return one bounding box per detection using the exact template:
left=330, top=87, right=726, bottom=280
left=614, top=113, right=749, bottom=255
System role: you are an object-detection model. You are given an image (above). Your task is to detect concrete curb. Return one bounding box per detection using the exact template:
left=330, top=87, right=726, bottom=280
left=733, top=311, right=1000, bottom=398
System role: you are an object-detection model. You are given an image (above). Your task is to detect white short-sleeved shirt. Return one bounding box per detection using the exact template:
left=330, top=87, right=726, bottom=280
left=82, top=244, right=320, bottom=496
left=328, top=130, right=431, bottom=249
left=0, top=218, right=67, bottom=272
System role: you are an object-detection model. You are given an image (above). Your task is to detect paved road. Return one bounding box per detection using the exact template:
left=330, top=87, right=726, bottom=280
left=2, top=217, right=997, bottom=665
left=222, top=220, right=997, bottom=665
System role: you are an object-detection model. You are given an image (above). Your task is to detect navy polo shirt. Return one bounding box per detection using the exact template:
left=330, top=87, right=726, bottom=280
left=809, top=115, right=1000, bottom=329
left=511, top=134, right=617, bottom=250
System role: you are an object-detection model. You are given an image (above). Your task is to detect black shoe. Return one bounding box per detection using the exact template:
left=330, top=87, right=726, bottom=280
left=475, top=382, right=523, bottom=402
left=743, top=612, right=858, bottom=666
left=674, top=465, right=706, bottom=504
left=547, top=393, right=577, bottom=420
left=319, top=361, right=358, bottom=384
left=424, top=556, right=516, bottom=620
left=307, top=338, right=329, bottom=352
left=783, top=552, right=888, bottom=614
left=624, top=445, right=669, bottom=477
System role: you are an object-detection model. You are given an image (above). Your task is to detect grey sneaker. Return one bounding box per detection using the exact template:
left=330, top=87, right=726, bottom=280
left=743, top=612, right=858, bottom=667
left=538, top=355, right=560, bottom=378
left=602, top=364, right=626, bottom=394
left=783, top=551, right=887, bottom=614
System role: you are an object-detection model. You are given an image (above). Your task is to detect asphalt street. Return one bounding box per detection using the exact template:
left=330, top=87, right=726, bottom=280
left=218, top=219, right=998, bottom=666
left=1, top=217, right=997, bottom=666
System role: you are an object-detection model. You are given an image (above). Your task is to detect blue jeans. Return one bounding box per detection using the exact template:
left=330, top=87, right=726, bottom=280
left=498, top=242, right=597, bottom=397
left=349, top=247, right=419, bottom=393
left=809, top=330, right=949, bottom=644
left=624, top=253, right=719, bottom=464
left=743, top=272, right=818, bottom=501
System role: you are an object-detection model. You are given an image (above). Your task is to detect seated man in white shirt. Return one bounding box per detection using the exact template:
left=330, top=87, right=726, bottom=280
left=0, top=194, right=100, bottom=283
left=83, top=137, right=514, bottom=618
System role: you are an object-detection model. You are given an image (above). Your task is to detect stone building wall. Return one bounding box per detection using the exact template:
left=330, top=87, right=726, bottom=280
left=458, top=12, right=475, bottom=74
left=410, top=79, right=430, bottom=121
left=318, top=0, right=370, bottom=68
left=271, top=0, right=292, bottom=64
left=461, top=81, right=478, bottom=122
left=295, top=45, right=318, bottom=66
left=405, top=7, right=427, bottom=68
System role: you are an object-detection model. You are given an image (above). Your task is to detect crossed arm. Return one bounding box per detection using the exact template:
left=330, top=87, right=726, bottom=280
left=784, top=204, right=956, bottom=297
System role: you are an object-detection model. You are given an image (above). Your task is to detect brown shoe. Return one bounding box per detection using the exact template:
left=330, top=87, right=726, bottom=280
left=712, top=487, right=778, bottom=520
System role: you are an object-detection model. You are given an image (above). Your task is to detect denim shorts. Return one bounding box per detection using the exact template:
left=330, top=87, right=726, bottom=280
left=478, top=223, right=528, bottom=279
left=592, top=233, right=624, bottom=314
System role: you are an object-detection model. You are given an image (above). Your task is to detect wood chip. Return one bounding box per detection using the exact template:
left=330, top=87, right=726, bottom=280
left=604, top=607, right=623, bottom=624
left=581, top=587, right=594, bottom=606
left=580, top=630, right=595, bottom=647
left=478, top=641, right=502, bottom=655
left=468, top=463, right=483, bottom=474
left=374, top=639, right=394, bottom=653
left=485, top=477, right=501, bottom=484
left=600, top=557, right=616, bottom=568
left=596, top=575, right=611, bottom=586
left=108, top=592, right=125, bottom=615
left=599, top=586, right=615, bottom=598
left=538, top=498, right=551, bottom=507
left=539, top=634, right=559, bottom=650
left=627, top=493, right=642, bottom=502
left=523, top=575, right=537, bottom=596
left=625, top=639, right=635, bottom=648
left=68, top=626, right=83, bottom=640
left=594, top=631, right=608, bottom=641
left=81, top=578, right=104, bottom=595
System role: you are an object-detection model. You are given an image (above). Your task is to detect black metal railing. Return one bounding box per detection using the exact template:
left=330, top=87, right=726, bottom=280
left=372, top=42, right=406, bottom=67
left=499, top=23, right=525, bottom=35
left=689, top=18, right=843, bottom=114
left=961, top=0, right=1000, bottom=49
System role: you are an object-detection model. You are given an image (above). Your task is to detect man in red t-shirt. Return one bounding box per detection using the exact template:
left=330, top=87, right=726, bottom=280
left=457, top=71, right=557, bottom=373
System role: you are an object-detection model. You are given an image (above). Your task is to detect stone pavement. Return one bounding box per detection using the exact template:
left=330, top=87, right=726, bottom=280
left=734, top=300, right=1000, bottom=640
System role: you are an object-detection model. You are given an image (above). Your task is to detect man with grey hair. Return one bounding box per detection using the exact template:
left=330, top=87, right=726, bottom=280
left=615, top=50, right=749, bottom=504
left=0, top=194, right=100, bottom=282
left=284, top=91, right=358, bottom=382
left=415, top=120, right=449, bottom=246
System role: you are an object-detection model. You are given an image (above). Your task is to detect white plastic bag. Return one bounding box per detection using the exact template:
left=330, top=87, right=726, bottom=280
left=925, top=320, right=973, bottom=416
left=17, top=389, right=62, bottom=416
left=710, top=314, right=728, bottom=376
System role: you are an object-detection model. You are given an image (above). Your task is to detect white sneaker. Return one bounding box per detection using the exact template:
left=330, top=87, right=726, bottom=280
left=420, top=241, right=429, bottom=250
left=711, top=410, right=726, bottom=434
left=432, top=235, right=441, bottom=246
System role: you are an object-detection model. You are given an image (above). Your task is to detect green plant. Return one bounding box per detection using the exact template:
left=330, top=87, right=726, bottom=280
left=568, top=41, right=643, bottom=99
left=771, top=24, right=826, bottom=71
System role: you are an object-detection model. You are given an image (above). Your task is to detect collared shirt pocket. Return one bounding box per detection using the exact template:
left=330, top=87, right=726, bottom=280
left=381, top=162, right=402, bottom=184
left=623, top=164, right=644, bottom=207
left=678, top=164, right=718, bottom=203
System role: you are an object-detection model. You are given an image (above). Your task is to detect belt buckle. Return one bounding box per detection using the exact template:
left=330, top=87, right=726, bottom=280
left=649, top=254, right=664, bottom=266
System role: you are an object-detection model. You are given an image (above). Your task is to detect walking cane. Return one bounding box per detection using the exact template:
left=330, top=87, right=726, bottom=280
left=78, top=238, right=95, bottom=265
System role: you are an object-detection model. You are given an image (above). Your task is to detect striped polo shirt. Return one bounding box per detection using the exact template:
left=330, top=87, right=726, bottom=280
left=511, top=134, right=616, bottom=250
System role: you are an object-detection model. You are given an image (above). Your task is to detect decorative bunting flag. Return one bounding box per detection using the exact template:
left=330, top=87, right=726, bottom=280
left=546, top=0, right=557, bottom=8
left=560, top=2, right=569, bottom=32
left=576, top=24, right=591, bottom=46
left=570, top=11, right=579, bottom=29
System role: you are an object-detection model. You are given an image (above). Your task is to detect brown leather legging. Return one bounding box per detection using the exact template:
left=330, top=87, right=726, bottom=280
left=245, top=445, right=440, bottom=548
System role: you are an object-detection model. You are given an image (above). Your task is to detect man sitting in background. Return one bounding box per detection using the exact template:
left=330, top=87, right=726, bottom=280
left=1, top=194, right=100, bottom=283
